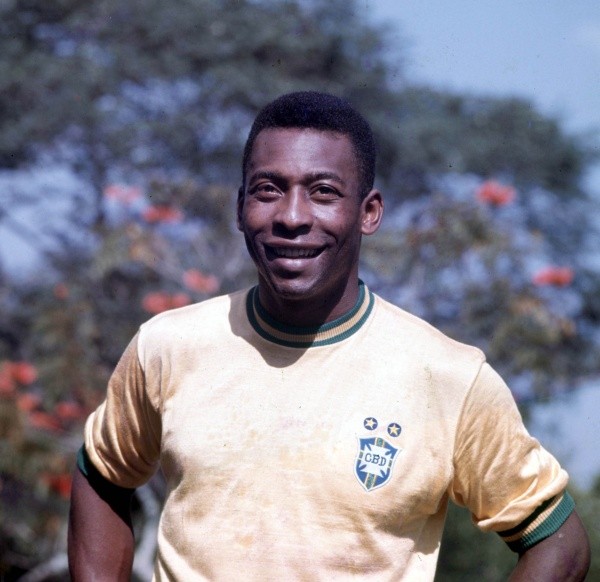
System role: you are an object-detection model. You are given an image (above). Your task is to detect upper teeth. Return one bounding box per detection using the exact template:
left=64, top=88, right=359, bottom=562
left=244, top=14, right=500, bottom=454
left=274, top=248, right=318, bottom=258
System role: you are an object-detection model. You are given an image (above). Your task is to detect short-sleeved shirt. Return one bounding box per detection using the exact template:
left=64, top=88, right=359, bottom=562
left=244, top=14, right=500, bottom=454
left=84, top=283, right=572, bottom=580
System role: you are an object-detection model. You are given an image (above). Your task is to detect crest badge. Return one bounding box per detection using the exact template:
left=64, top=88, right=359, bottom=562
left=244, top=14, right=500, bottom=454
left=355, top=436, right=400, bottom=492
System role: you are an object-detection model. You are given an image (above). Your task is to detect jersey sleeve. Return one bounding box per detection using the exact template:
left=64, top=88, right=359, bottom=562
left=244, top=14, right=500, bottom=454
left=450, top=362, right=573, bottom=552
left=84, top=332, right=162, bottom=489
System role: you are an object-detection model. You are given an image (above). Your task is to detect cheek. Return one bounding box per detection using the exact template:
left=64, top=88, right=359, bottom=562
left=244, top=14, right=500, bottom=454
left=241, top=204, right=271, bottom=234
left=242, top=233, right=261, bottom=267
left=324, top=212, right=362, bottom=242
left=240, top=213, right=267, bottom=259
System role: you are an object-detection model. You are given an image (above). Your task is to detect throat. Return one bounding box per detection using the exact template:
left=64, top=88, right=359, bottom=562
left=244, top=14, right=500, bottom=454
left=246, top=281, right=374, bottom=348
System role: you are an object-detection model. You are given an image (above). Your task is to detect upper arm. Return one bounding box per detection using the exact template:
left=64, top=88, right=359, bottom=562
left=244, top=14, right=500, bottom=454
left=69, top=331, right=161, bottom=578
left=85, top=332, right=162, bottom=488
left=68, top=462, right=136, bottom=581
left=509, top=511, right=590, bottom=581
left=451, top=363, right=571, bottom=548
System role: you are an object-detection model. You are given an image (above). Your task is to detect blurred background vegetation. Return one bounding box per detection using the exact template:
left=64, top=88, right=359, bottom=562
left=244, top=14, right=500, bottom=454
left=0, top=0, right=599, bottom=579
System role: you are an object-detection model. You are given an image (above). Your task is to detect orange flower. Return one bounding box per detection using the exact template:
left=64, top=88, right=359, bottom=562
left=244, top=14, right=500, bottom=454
left=171, top=292, right=191, bottom=308
left=532, top=266, right=574, bottom=287
left=142, top=292, right=191, bottom=314
left=0, top=362, right=15, bottom=396
left=142, top=291, right=173, bottom=314
left=142, top=205, right=183, bottom=224
left=476, top=180, right=516, bottom=206
left=10, top=361, right=38, bottom=385
left=53, top=283, right=69, bottom=300
left=182, top=269, right=220, bottom=294
left=54, top=401, right=87, bottom=422
left=42, top=473, right=72, bottom=499
left=103, top=184, right=142, bottom=204
left=17, top=392, right=42, bottom=412
left=28, top=411, right=62, bottom=432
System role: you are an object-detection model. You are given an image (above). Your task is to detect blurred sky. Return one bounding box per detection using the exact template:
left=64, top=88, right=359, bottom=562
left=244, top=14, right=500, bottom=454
left=368, top=0, right=600, bottom=194
left=366, top=0, right=600, bottom=489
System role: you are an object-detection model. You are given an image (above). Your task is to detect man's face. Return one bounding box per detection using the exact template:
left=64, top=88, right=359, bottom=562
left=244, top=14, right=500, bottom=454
left=238, top=128, right=382, bottom=323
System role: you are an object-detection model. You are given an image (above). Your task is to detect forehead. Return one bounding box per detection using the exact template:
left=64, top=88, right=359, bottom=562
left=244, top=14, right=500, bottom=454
left=247, top=128, right=359, bottom=182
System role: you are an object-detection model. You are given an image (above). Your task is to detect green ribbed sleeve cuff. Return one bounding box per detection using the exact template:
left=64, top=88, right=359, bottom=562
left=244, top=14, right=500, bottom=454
left=499, top=491, right=575, bottom=553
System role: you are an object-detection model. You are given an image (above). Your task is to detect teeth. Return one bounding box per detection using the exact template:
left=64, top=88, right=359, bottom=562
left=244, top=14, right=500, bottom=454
left=274, top=247, right=318, bottom=258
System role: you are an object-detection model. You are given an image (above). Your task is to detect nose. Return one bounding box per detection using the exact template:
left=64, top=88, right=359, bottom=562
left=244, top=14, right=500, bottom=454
left=274, top=189, right=313, bottom=233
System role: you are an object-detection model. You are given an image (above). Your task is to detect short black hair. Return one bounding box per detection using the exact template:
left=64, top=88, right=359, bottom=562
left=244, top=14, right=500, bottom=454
left=242, top=91, right=376, bottom=197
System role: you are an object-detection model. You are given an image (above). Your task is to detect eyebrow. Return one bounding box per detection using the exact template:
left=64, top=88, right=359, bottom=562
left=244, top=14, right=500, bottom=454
left=248, top=171, right=346, bottom=186
left=248, top=171, right=282, bottom=184
left=305, top=172, right=346, bottom=186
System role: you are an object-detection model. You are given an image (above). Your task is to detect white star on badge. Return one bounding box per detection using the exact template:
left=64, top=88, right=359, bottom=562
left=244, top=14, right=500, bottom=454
left=364, top=417, right=378, bottom=430
left=387, top=423, right=401, bottom=437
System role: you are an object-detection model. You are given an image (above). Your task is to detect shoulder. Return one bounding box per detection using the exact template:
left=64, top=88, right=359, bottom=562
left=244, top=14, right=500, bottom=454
left=137, top=288, right=249, bottom=356
left=371, top=293, right=486, bottom=376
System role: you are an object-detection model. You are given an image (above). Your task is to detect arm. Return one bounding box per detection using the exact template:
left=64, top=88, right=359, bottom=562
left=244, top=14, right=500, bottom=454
left=508, top=511, right=590, bottom=582
left=68, top=466, right=135, bottom=581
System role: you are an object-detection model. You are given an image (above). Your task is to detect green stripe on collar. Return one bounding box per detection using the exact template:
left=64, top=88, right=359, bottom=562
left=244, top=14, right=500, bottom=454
left=246, top=281, right=374, bottom=348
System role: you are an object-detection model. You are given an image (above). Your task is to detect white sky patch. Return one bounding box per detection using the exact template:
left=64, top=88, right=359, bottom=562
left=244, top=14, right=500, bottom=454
left=573, top=21, right=600, bottom=55
left=0, top=165, right=93, bottom=282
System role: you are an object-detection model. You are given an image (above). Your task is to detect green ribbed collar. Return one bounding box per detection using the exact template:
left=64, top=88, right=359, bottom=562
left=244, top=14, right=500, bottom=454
left=246, top=281, right=374, bottom=348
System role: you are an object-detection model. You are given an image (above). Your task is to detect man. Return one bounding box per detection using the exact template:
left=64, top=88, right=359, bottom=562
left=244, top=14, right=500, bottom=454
left=69, top=91, right=590, bottom=580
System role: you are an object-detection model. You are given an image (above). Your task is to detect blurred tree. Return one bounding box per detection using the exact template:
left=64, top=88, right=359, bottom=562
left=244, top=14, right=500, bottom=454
left=361, top=175, right=599, bottom=403
left=0, top=0, right=599, bottom=578
left=389, top=88, right=592, bottom=194
left=435, top=483, right=600, bottom=581
left=435, top=504, right=515, bottom=581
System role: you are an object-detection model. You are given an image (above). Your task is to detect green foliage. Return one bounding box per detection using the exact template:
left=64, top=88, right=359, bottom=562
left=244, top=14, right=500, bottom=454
left=437, top=486, right=600, bottom=581
left=436, top=504, right=515, bottom=581
left=392, top=88, right=592, bottom=195
left=574, top=484, right=600, bottom=581
left=362, top=185, right=597, bottom=402
left=0, top=0, right=599, bottom=578
left=0, top=0, right=396, bottom=180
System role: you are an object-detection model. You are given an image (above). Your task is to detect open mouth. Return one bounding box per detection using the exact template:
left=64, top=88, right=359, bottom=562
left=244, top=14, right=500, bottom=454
left=266, top=246, right=323, bottom=259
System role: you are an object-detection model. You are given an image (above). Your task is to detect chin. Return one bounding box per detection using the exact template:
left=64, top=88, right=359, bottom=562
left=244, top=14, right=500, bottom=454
left=262, top=273, right=323, bottom=301
left=269, top=280, right=315, bottom=300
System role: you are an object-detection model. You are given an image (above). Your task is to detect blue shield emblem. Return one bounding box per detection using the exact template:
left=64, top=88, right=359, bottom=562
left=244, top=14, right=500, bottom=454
left=355, top=436, right=400, bottom=491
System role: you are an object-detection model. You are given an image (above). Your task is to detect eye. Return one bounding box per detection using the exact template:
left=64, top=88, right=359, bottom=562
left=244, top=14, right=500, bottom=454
left=250, top=182, right=280, bottom=200
left=312, top=185, right=340, bottom=200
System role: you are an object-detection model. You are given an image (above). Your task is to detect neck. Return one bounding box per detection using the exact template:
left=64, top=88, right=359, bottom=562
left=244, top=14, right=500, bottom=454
left=257, top=281, right=359, bottom=328
left=246, top=281, right=373, bottom=349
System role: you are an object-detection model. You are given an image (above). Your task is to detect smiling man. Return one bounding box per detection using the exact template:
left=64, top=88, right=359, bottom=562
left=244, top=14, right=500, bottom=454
left=238, top=122, right=382, bottom=326
left=69, top=92, right=590, bottom=581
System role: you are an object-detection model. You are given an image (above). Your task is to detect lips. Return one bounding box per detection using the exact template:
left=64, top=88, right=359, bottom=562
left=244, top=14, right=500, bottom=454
left=265, top=245, right=324, bottom=260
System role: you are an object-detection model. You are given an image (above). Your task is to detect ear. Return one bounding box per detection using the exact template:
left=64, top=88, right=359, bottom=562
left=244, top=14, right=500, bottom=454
left=360, top=189, right=383, bottom=235
left=236, top=186, right=244, bottom=231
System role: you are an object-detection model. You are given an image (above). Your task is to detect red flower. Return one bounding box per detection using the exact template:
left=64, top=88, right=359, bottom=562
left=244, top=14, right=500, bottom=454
left=103, top=184, right=142, bottom=204
left=532, top=266, right=574, bottom=287
left=142, top=292, right=191, bottom=314
left=171, top=292, right=191, bottom=309
left=10, top=361, right=38, bottom=385
left=476, top=180, right=516, bottom=206
left=28, top=411, right=62, bottom=432
left=53, top=283, right=69, bottom=300
left=54, top=401, right=87, bottom=422
left=0, top=362, right=15, bottom=396
left=142, top=205, right=183, bottom=224
left=17, top=392, right=42, bottom=412
left=0, top=361, right=38, bottom=393
left=42, top=473, right=72, bottom=499
left=142, top=292, right=173, bottom=314
left=182, top=269, right=220, bottom=294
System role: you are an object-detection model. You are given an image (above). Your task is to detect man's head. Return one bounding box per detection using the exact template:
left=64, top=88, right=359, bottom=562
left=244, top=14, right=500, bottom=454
left=238, top=92, right=383, bottom=326
left=242, top=91, right=376, bottom=198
